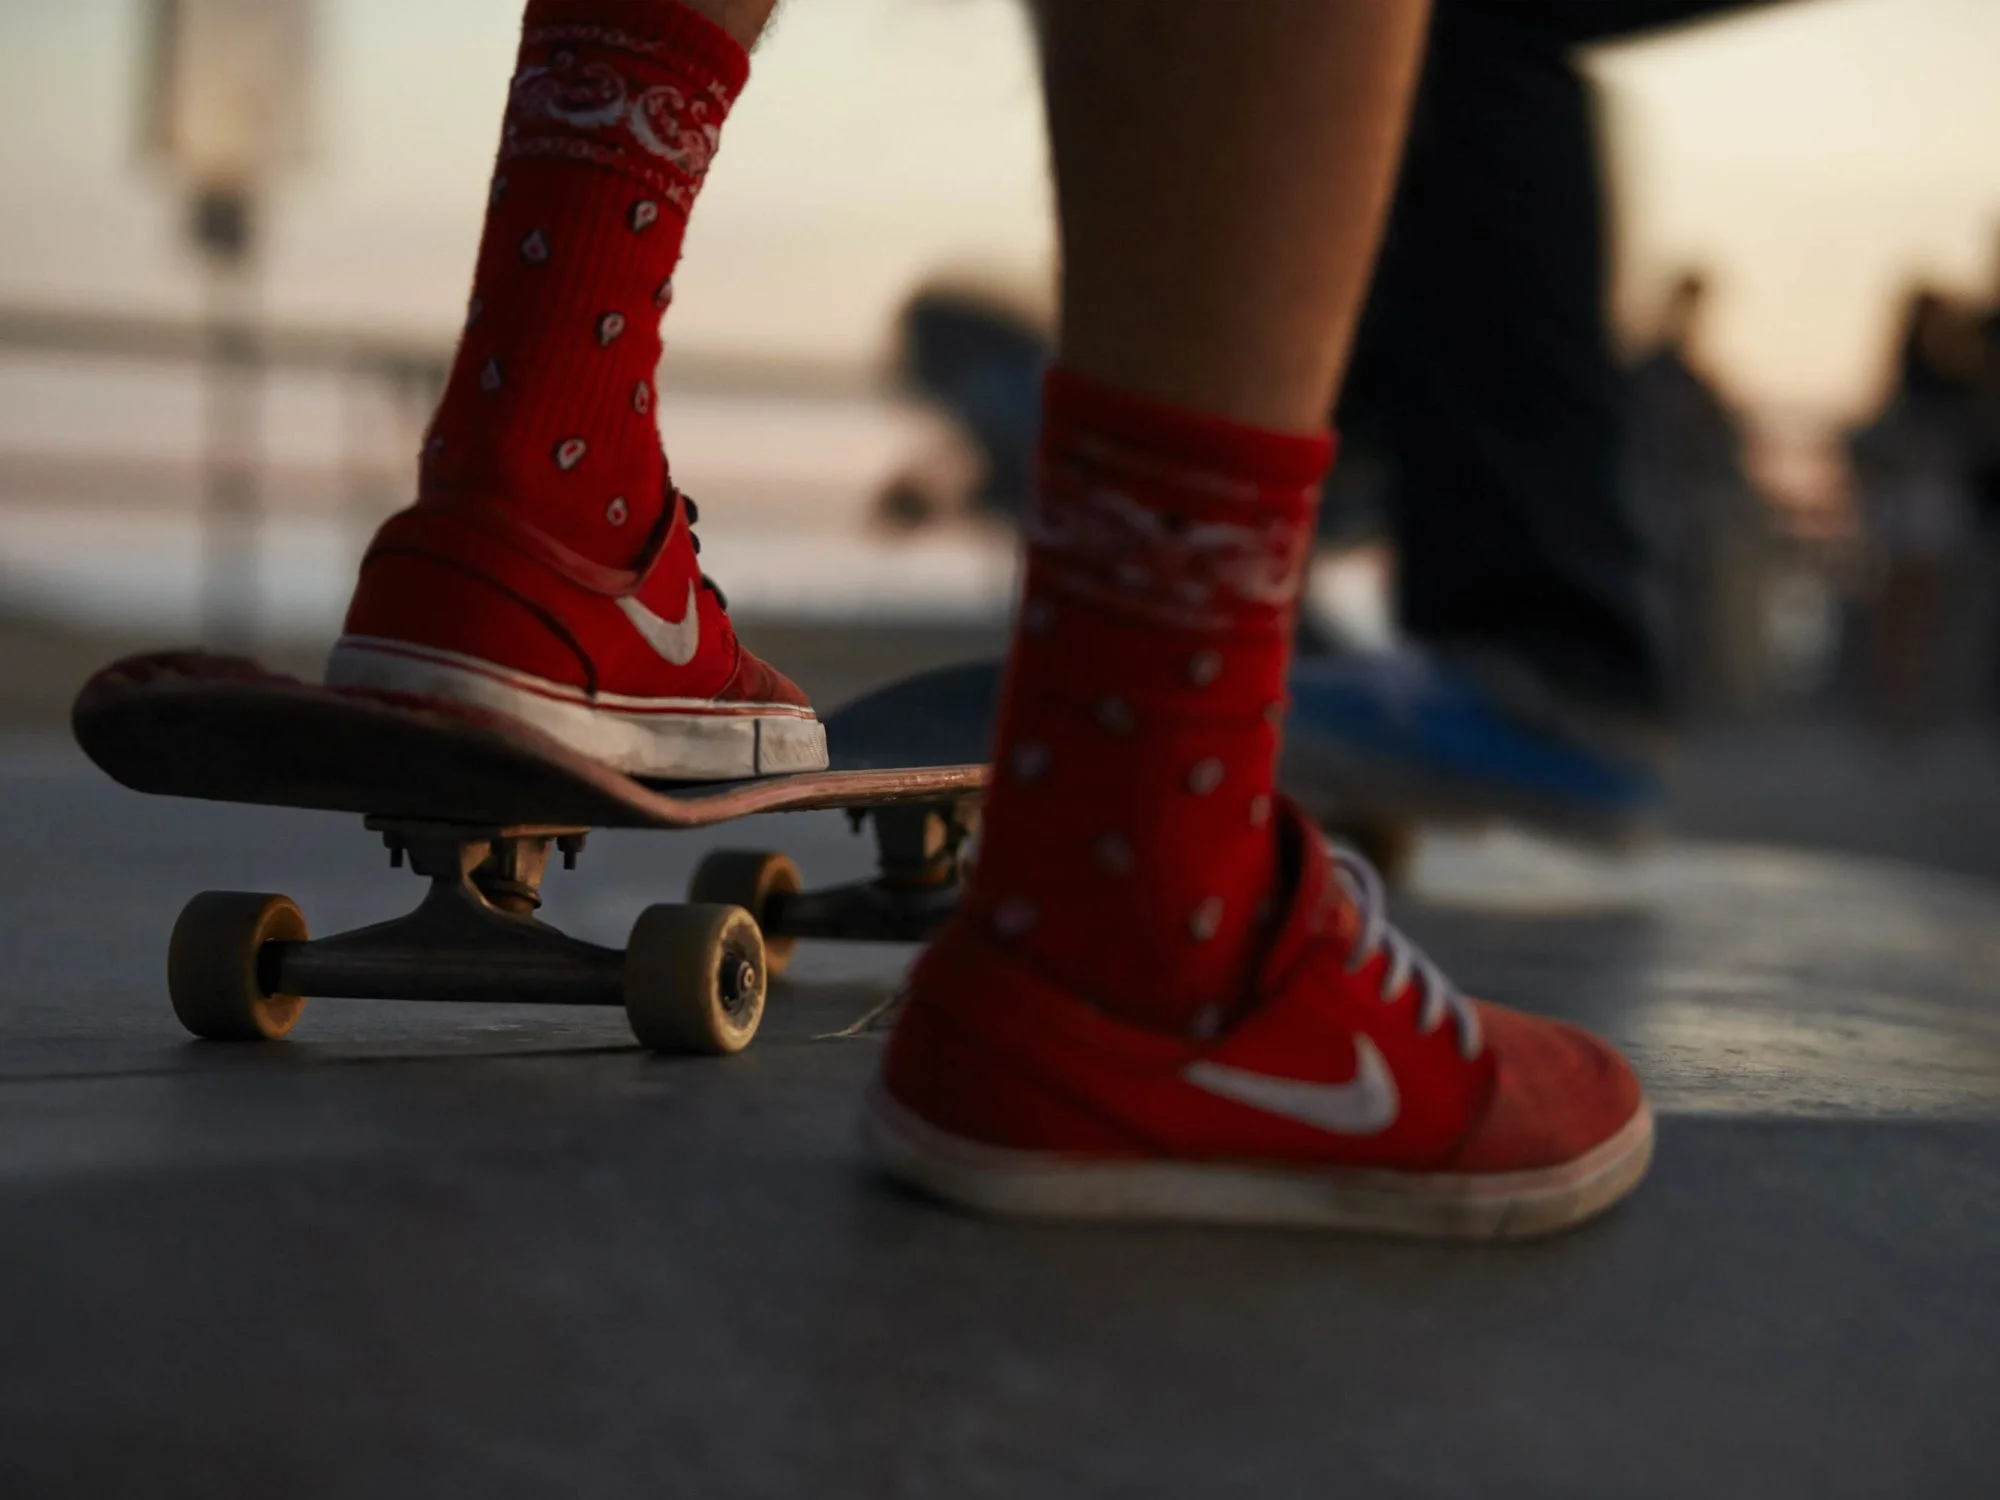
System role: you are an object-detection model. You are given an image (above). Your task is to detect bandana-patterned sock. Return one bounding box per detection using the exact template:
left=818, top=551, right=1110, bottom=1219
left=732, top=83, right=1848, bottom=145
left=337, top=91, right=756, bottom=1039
left=965, top=367, right=1333, bottom=1036
left=420, top=0, right=745, bottom=567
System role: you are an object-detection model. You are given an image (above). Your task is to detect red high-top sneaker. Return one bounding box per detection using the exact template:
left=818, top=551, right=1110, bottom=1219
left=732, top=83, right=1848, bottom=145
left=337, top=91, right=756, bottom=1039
left=327, top=489, right=825, bottom=780
left=326, top=0, right=820, bottom=780
left=866, top=798, right=1652, bottom=1238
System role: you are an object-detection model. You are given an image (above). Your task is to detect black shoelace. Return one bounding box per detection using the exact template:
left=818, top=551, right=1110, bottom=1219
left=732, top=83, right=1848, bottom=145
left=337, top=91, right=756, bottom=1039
left=677, top=488, right=726, bottom=611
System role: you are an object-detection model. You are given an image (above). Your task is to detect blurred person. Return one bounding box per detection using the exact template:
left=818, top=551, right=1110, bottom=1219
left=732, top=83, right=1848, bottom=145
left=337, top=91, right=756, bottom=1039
left=1974, top=235, right=2000, bottom=712
left=1980, top=236, right=2000, bottom=522
left=869, top=279, right=1048, bottom=532
left=1624, top=271, right=1769, bottom=716
left=885, top=282, right=1050, bottom=522
left=323, top=0, right=1651, bottom=1236
left=1283, top=1, right=1793, bottom=849
left=1849, top=288, right=1981, bottom=728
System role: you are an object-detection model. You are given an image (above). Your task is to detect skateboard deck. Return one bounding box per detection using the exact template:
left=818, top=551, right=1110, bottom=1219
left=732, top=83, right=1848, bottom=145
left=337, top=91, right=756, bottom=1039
left=72, top=651, right=990, bottom=827
left=72, top=651, right=996, bottom=1056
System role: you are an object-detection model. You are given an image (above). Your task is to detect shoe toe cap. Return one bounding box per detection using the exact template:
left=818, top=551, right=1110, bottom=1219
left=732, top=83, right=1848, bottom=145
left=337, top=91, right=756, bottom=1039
left=1443, top=1001, right=1646, bottom=1174
left=724, top=645, right=815, bottom=712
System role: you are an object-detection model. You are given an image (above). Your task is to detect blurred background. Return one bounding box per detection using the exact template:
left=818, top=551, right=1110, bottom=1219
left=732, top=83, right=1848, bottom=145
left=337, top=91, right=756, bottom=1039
left=1, top=0, right=1996, bottom=873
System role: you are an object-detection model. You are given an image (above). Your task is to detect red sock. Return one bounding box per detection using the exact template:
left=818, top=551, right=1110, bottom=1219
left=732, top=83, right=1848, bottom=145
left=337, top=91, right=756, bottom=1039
left=965, top=368, right=1332, bottom=1035
left=421, top=0, right=746, bottom=566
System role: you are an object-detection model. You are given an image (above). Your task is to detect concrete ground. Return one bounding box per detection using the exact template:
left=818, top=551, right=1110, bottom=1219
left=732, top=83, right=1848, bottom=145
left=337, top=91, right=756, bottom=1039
left=1, top=721, right=1996, bottom=1497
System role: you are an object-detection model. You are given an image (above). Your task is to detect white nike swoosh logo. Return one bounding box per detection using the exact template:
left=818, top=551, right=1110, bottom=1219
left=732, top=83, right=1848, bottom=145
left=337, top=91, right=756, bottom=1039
left=617, top=582, right=701, bottom=667
left=1182, top=1036, right=1400, bottom=1136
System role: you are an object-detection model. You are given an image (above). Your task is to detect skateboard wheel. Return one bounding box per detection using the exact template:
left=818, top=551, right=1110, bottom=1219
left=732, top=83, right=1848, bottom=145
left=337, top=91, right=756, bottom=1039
left=623, top=903, right=767, bottom=1055
left=167, top=891, right=309, bottom=1041
left=687, top=849, right=801, bottom=978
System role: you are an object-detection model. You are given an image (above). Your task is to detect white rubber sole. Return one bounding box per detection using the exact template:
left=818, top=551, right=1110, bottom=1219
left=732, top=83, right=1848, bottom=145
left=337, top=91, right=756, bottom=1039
left=325, top=636, right=829, bottom=781
left=861, top=1087, right=1655, bottom=1240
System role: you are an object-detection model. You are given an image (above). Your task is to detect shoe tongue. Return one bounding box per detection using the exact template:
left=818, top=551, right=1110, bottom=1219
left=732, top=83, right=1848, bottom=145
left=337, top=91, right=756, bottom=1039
left=1255, top=798, right=1360, bottom=995
left=621, top=489, right=691, bottom=590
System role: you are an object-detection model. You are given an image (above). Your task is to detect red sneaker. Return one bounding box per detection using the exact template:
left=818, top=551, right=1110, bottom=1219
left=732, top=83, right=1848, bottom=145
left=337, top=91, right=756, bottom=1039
left=866, top=799, right=1652, bottom=1238
left=326, top=491, right=826, bottom=780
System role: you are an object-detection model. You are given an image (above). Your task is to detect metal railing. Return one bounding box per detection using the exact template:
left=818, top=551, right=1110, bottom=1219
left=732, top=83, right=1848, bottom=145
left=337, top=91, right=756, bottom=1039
left=0, top=300, right=878, bottom=646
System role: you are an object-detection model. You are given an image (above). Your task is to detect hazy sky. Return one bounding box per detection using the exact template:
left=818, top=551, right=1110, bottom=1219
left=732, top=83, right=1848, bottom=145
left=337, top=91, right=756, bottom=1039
left=0, top=0, right=1994, bottom=418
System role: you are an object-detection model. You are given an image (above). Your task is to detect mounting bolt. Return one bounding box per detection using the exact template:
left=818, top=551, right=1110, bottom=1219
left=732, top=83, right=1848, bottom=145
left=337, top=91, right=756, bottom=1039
left=383, top=833, right=405, bottom=869
left=558, top=832, right=587, bottom=871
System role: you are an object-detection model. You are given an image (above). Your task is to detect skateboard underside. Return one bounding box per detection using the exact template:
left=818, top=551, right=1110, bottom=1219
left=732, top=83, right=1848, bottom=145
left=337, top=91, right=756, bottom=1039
left=72, top=652, right=993, bottom=1054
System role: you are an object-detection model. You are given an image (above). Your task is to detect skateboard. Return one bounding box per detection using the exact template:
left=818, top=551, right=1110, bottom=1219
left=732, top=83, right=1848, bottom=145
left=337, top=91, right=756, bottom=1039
left=72, top=651, right=991, bottom=1056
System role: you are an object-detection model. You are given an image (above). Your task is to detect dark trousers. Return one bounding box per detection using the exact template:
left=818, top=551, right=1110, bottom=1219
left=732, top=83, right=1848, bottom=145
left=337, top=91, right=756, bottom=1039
left=1346, top=0, right=1784, bottom=718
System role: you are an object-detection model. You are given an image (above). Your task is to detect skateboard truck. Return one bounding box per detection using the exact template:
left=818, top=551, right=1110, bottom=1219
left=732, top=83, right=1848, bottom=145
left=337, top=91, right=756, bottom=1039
left=166, top=818, right=771, bottom=1056
left=268, top=820, right=620, bottom=1004
left=752, top=796, right=979, bottom=944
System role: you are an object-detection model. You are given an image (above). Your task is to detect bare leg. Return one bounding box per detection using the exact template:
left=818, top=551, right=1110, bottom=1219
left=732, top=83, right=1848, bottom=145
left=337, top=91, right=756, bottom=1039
left=1038, top=0, right=1430, bottom=430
